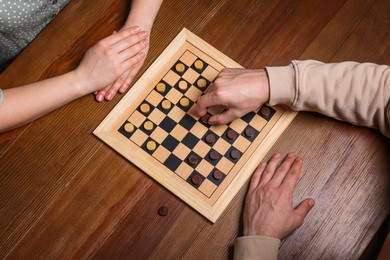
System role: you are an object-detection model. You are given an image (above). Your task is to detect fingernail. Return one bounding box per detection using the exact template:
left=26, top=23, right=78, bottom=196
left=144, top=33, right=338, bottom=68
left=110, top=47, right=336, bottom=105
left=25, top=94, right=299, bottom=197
left=309, top=199, right=315, bottom=207
left=273, top=153, right=281, bottom=158
left=287, top=152, right=295, bottom=157
left=96, top=94, right=104, bottom=102
left=106, top=93, right=113, bottom=100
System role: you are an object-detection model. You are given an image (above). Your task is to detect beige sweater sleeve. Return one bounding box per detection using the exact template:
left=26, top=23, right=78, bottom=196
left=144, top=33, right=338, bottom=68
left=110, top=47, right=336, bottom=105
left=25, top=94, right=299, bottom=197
left=266, top=60, right=390, bottom=137
left=233, top=236, right=280, bottom=260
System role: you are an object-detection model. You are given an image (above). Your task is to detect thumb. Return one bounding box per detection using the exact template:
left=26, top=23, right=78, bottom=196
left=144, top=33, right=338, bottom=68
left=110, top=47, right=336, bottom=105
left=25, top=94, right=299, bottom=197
left=209, top=109, right=238, bottom=125
left=292, top=198, right=315, bottom=227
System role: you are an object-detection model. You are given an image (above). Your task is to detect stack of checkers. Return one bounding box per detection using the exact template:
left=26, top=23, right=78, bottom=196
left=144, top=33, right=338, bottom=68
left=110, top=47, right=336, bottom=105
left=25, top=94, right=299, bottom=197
left=118, top=50, right=275, bottom=198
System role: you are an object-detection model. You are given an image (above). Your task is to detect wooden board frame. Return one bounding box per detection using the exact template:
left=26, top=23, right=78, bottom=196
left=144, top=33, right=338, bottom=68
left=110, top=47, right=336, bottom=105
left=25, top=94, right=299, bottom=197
left=94, top=28, right=297, bottom=222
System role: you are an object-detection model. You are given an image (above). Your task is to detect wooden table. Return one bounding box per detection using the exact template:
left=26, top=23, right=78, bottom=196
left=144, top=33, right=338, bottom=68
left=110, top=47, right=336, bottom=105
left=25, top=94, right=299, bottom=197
left=1, top=0, right=389, bottom=259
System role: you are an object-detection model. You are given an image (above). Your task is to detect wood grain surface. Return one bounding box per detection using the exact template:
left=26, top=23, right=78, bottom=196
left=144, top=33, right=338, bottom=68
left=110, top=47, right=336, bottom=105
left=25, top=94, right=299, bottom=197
left=0, top=0, right=389, bottom=259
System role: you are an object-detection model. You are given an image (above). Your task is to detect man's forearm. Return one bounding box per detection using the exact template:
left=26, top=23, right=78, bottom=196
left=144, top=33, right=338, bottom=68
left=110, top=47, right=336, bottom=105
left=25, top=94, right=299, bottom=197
left=266, top=60, right=390, bottom=137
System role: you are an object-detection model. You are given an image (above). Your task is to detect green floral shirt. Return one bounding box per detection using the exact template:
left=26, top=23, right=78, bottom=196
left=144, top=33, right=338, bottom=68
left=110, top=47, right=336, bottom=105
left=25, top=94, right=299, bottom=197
left=0, top=0, right=70, bottom=72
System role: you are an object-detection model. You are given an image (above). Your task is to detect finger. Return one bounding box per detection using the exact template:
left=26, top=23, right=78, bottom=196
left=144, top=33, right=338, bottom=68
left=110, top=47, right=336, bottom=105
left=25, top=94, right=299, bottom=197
left=248, top=162, right=267, bottom=193
left=208, top=109, right=237, bottom=125
left=106, top=26, right=142, bottom=45
left=119, top=63, right=143, bottom=93
left=121, top=52, right=146, bottom=73
left=259, top=153, right=282, bottom=185
left=96, top=86, right=111, bottom=102
left=282, top=157, right=303, bottom=189
left=197, top=91, right=224, bottom=117
left=113, top=31, right=148, bottom=53
left=271, top=153, right=297, bottom=185
left=292, top=198, right=315, bottom=227
left=118, top=40, right=148, bottom=62
left=104, top=71, right=128, bottom=101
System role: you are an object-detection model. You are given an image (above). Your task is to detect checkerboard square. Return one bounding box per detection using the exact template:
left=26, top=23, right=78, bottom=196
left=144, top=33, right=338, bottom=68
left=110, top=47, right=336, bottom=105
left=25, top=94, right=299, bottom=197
left=213, top=138, right=231, bottom=155
left=198, top=179, right=217, bottom=197
left=182, top=132, right=199, bottom=149
left=168, top=106, right=185, bottom=122
left=202, top=65, right=219, bottom=81
left=160, top=117, right=176, bottom=133
left=182, top=68, right=200, bottom=84
left=170, top=124, right=187, bottom=141
left=210, top=124, right=228, bottom=136
left=128, top=110, right=146, bottom=127
left=164, top=154, right=182, bottom=172
left=216, top=157, right=235, bottom=174
left=229, top=118, right=247, bottom=133
left=150, top=127, right=169, bottom=144
left=146, top=90, right=164, bottom=107
left=185, top=86, right=203, bottom=102
left=195, top=160, right=215, bottom=177
left=173, top=143, right=191, bottom=160
left=176, top=162, right=194, bottom=180
left=190, top=122, right=208, bottom=139
left=148, top=108, right=166, bottom=125
left=233, top=135, right=251, bottom=153
left=162, top=135, right=180, bottom=152
left=163, top=70, right=181, bottom=86
left=179, top=114, right=197, bottom=130
left=248, top=114, right=266, bottom=131
left=192, top=140, right=210, bottom=158
left=180, top=50, right=198, bottom=66
left=165, top=87, right=182, bottom=104
left=153, top=145, right=171, bottom=163
left=130, top=129, right=149, bottom=147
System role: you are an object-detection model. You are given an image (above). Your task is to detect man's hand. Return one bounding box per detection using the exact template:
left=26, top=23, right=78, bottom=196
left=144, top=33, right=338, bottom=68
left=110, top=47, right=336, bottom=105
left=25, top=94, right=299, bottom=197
left=243, top=153, right=315, bottom=239
left=197, top=68, right=270, bottom=125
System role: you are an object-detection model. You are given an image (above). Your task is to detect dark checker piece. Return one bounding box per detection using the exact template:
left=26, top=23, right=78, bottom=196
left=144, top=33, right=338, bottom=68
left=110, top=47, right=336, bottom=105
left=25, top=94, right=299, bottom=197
left=227, top=129, right=238, bottom=140
left=209, top=150, right=220, bottom=161
left=188, top=154, right=199, bottom=165
left=205, top=133, right=216, bottom=144
left=158, top=206, right=169, bottom=216
left=213, top=170, right=223, bottom=180
left=230, top=149, right=241, bottom=160
left=260, top=106, right=271, bottom=117
left=201, top=113, right=211, bottom=124
left=245, top=127, right=255, bottom=138
left=192, top=175, right=203, bottom=185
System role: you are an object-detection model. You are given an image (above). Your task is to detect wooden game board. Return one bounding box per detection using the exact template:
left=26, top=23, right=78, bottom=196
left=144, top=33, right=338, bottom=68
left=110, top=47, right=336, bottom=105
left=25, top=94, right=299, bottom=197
left=94, top=28, right=297, bottom=222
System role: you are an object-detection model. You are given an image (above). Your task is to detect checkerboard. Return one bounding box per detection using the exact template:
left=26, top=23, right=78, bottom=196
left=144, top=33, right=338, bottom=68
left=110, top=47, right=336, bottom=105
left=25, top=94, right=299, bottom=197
left=94, top=29, right=297, bottom=222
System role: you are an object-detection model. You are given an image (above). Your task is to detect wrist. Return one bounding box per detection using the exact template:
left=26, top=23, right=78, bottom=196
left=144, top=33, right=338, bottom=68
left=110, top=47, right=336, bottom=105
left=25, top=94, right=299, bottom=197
left=70, top=69, right=93, bottom=97
left=258, top=69, right=270, bottom=103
